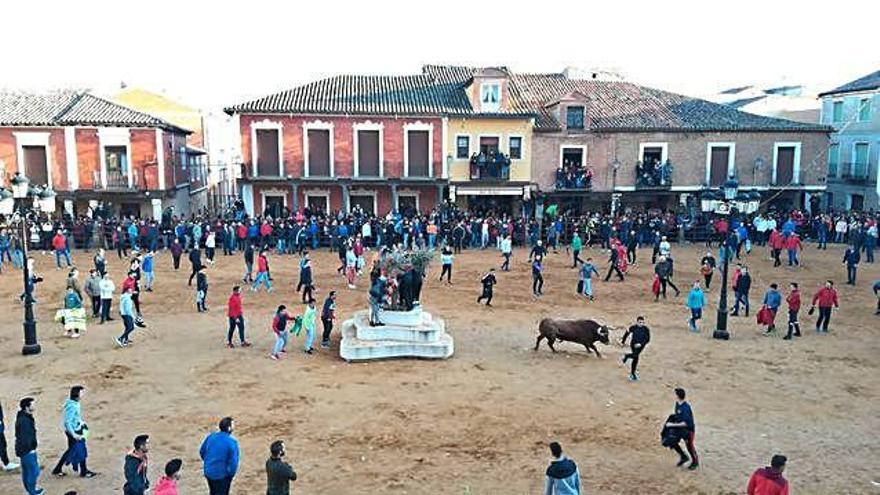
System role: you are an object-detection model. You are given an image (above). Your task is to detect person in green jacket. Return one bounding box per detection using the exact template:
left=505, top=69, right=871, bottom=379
left=266, top=440, right=297, bottom=495
left=571, top=231, right=584, bottom=268
left=302, top=300, right=317, bottom=354
left=685, top=281, right=705, bottom=332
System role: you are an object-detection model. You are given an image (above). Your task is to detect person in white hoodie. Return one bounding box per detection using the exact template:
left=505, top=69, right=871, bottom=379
left=500, top=235, right=513, bottom=271
left=99, top=272, right=115, bottom=324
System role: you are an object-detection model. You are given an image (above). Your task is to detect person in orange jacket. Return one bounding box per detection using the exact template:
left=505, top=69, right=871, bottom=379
left=810, top=280, right=839, bottom=333
left=785, top=234, right=802, bottom=267
left=768, top=229, right=784, bottom=267
left=747, top=454, right=789, bottom=495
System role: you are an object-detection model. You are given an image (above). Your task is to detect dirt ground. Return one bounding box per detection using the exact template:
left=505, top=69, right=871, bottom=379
left=0, top=242, right=878, bottom=494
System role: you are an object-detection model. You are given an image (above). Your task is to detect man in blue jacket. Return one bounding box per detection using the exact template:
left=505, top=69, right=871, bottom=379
left=199, top=417, right=240, bottom=495
left=762, top=283, right=783, bottom=333
left=543, top=441, right=580, bottom=494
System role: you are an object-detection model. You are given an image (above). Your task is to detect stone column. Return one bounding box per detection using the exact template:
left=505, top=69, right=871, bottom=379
left=436, top=184, right=445, bottom=205
left=291, top=182, right=299, bottom=212
left=391, top=183, right=399, bottom=212
left=342, top=183, right=350, bottom=213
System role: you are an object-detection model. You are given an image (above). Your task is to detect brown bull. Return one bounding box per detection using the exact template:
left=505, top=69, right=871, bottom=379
left=534, top=318, right=612, bottom=357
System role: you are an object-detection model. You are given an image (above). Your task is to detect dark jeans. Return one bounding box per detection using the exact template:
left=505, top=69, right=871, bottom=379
left=440, top=264, right=452, bottom=282
left=816, top=306, right=832, bottom=332
left=101, top=299, right=112, bottom=322
left=477, top=288, right=493, bottom=305
left=604, top=265, right=624, bottom=281
left=120, top=315, right=135, bottom=342
left=173, top=255, right=181, bottom=270
left=785, top=310, right=800, bottom=338
left=207, top=476, right=233, bottom=495
left=90, top=295, right=101, bottom=317
left=846, top=265, right=857, bottom=285
left=52, top=431, right=86, bottom=475
left=321, top=317, right=333, bottom=343
left=703, top=273, right=712, bottom=289
left=733, top=292, right=749, bottom=315
left=227, top=316, right=245, bottom=344
left=671, top=431, right=699, bottom=465
left=501, top=253, right=510, bottom=271
left=0, top=429, right=8, bottom=465
left=532, top=274, right=544, bottom=294
left=623, top=344, right=644, bottom=375
left=572, top=250, right=583, bottom=267
left=20, top=450, right=39, bottom=495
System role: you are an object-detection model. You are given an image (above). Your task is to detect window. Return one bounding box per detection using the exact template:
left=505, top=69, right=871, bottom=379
left=455, top=136, right=470, bottom=159
left=859, top=98, right=871, bottom=122
left=479, top=136, right=499, bottom=155
left=350, top=194, right=376, bottom=215
left=706, top=144, right=734, bottom=187
left=853, top=143, right=869, bottom=178
left=509, top=136, right=522, bottom=159
left=406, top=130, right=430, bottom=177
left=561, top=147, right=584, bottom=168
left=827, top=143, right=839, bottom=178
left=775, top=145, right=796, bottom=185
left=850, top=194, right=864, bottom=211
left=480, top=83, right=501, bottom=112
left=307, top=129, right=331, bottom=176
left=255, top=129, right=280, bottom=176
left=832, top=101, right=843, bottom=122
left=23, top=145, right=50, bottom=187
left=356, top=130, right=380, bottom=177
left=566, top=106, right=585, bottom=130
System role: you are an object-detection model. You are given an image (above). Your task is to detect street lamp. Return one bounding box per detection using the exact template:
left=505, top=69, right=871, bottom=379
left=5, top=172, right=55, bottom=355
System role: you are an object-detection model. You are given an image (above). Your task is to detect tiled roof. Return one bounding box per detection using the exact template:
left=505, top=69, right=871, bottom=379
left=0, top=90, right=189, bottom=133
left=819, top=70, right=880, bottom=97
left=225, top=75, right=474, bottom=115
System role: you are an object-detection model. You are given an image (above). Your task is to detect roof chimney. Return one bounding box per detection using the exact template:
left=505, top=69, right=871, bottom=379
left=562, top=66, right=625, bottom=82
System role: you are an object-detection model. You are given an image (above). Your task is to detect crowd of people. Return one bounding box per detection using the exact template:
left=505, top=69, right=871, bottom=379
left=468, top=150, right=512, bottom=180
left=2, top=199, right=877, bottom=494
left=554, top=162, right=594, bottom=190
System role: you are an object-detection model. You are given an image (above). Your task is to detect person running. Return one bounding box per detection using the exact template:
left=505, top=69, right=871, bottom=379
left=142, top=250, right=155, bottom=292
left=123, top=435, right=150, bottom=495
left=621, top=316, right=650, bottom=381
left=653, top=256, right=678, bottom=299
left=529, top=240, right=546, bottom=262
left=604, top=246, right=625, bottom=282
left=532, top=258, right=544, bottom=297
left=170, top=239, right=183, bottom=271
left=297, top=254, right=315, bottom=304
left=477, top=268, right=497, bottom=306
left=196, top=265, right=209, bottom=313
left=242, top=242, right=254, bottom=283
left=732, top=265, right=752, bottom=316
left=266, top=440, right=297, bottom=495
left=439, top=247, right=454, bottom=283
left=226, top=286, right=250, bottom=348
left=686, top=281, right=705, bottom=332
left=199, top=417, right=240, bottom=495
left=0, top=399, right=19, bottom=472
left=251, top=250, right=272, bottom=293
left=665, top=388, right=699, bottom=470
left=115, top=286, right=136, bottom=347
left=570, top=231, right=584, bottom=268
left=153, top=458, right=182, bottom=495
left=762, top=283, right=783, bottom=334
left=187, top=247, right=202, bottom=286
left=747, top=454, right=789, bottom=495
left=843, top=244, right=860, bottom=285
left=15, top=397, right=43, bottom=495
left=320, top=291, right=336, bottom=348
left=810, top=280, right=839, bottom=333
left=543, top=442, right=581, bottom=495
left=783, top=283, right=801, bottom=340
left=302, top=299, right=318, bottom=354
left=579, top=257, right=599, bottom=301
left=500, top=235, right=512, bottom=272
left=51, top=385, right=97, bottom=479
left=270, top=305, right=290, bottom=360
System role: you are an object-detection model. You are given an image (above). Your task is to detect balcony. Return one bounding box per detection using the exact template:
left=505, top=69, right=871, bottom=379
left=93, top=170, right=141, bottom=191
left=635, top=160, right=673, bottom=189
left=554, top=166, right=593, bottom=191
left=840, top=162, right=873, bottom=184
left=469, top=152, right=511, bottom=181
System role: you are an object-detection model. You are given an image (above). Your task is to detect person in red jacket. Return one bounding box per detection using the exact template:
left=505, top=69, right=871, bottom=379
left=810, top=280, right=839, bottom=333
left=236, top=223, right=248, bottom=251
left=251, top=250, right=272, bottom=292
left=783, top=282, right=801, bottom=340
left=52, top=230, right=72, bottom=269
left=785, top=234, right=802, bottom=267
left=226, top=286, right=250, bottom=348
left=768, top=229, right=783, bottom=267
left=747, top=454, right=788, bottom=495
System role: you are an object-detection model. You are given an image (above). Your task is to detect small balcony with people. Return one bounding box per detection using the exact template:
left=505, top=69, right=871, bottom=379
left=635, top=159, right=673, bottom=189
left=469, top=150, right=512, bottom=181
left=554, top=146, right=593, bottom=190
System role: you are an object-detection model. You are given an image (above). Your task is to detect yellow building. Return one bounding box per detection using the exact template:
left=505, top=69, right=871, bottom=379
left=442, top=68, right=536, bottom=214
left=112, top=87, right=203, bottom=146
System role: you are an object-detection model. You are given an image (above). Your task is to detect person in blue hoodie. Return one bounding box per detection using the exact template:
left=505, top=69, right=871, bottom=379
left=51, top=386, right=97, bottom=478
left=762, top=283, right=783, bottom=333
left=199, top=417, right=240, bottom=495
left=686, top=281, right=705, bottom=332
left=543, top=442, right=580, bottom=495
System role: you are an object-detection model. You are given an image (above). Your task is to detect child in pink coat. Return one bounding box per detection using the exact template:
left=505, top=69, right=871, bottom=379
left=153, top=459, right=182, bottom=495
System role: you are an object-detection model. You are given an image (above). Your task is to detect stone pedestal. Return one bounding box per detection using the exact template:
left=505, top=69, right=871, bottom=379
left=340, top=307, right=453, bottom=362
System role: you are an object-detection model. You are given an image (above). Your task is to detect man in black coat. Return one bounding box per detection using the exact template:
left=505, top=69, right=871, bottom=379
left=187, top=248, right=202, bottom=286
left=15, top=397, right=42, bottom=495
left=621, top=316, right=651, bottom=381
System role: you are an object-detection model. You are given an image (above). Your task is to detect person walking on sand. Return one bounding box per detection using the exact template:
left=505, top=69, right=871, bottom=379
left=320, top=291, right=337, bottom=348
left=115, top=286, right=137, bottom=347
left=199, top=417, right=240, bottom=495
left=578, top=257, right=599, bottom=301
left=297, top=253, right=315, bottom=304
left=732, top=265, right=752, bottom=317
left=621, top=316, right=650, bottom=381
left=242, top=242, right=254, bottom=283
left=302, top=299, right=317, bottom=354
left=653, top=256, right=678, bottom=299
left=170, top=239, right=183, bottom=271
left=604, top=246, right=625, bottom=282
left=477, top=268, right=497, bottom=306
left=123, top=435, right=150, bottom=495
left=15, top=397, right=44, bottom=495
left=543, top=442, right=581, bottom=495
left=51, top=385, right=97, bottom=478
left=93, top=248, right=107, bottom=276
left=196, top=265, right=209, bottom=313
left=0, top=399, right=20, bottom=472
left=686, top=281, right=705, bottom=332
left=99, top=272, right=115, bottom=324
left=266, top=440, right=297, bottom=495
left=665, top=388, right=699, bottom=470
left=270, top=305, right=290, bottom=360
left=762, top=283, right=782, bottom=334
left=251, top=250, right=272, bottom=293
left=439, top=247, right=454, bottom=283
left=345, top=244, right=357, bottom=289
left=570, top=230, right=584, bottom=268
left=810, top=280, right=839, bottom=333
left=500, top=234, right=512, bottom=272
left=747, top=454, right=789, bottom=495
left=226, top=286, right=250, bottom=348
left=532, top=258, right=545, bottom=296
left=843, top=244, right=860, bottom=285
left=783, top=283, right=801, bottom=340
left=84, top=269, right=102, bottom=320
left=187, top=246, right=202, bottom=286
left=142, top=250, right=155, bottom=292
left=785, top=233, right=802, bottom=267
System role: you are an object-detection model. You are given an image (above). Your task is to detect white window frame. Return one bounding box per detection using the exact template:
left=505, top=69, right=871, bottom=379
left=303, top=120, right=334, bottom=178
left=454, top=134, right=471, bottom=160
left=63, top=127, right=78, bottom=190
left=638, top=142, right=669, bottom=165
left=852, top=141, right=870, bottom=176
left=559, top=144, right=587, bottom=168
left=396, top=189, right=420, bottom=212
left=250, top=119, right=284, bottom=177
left=303, top=188, right=330, bottom=214
left=705, top=142, right=736, bottom=185
left=772, top=142, right=802, bottom=185
left=353, top=121, right=384, bottom=177
left=479, top=83, right=501, bottom=112
left=155, top=129, right=165, bottom=189
left=97, top=127, right=132, bottom=188
left=14, top=131, right=53, bottom=188
left=260, top=187, right=288, bottom=214
left=403, top=122, right=433, bottom=178
left=507, top=135, right=524, bottom=161
left=349, top=188, right=378, bottom=215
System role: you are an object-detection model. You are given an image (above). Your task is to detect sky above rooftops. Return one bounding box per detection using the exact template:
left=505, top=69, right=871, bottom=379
left=3, top=0, right=877, bottom=111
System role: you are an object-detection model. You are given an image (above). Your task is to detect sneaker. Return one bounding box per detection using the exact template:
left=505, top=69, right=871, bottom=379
left=241, top=341, right=252, bottom=347
left=81, top=470, right=99, bottom=478
left=304, top=348, right=314, bottom=354
left=270, top=354, right=279, bottom=360
left=226, top=343, right=235, bottom=349
left=782, top=336, right=792, bottom=340
left=321, top=341, right=330, bottom=349
left=114, top=337, right=125, bottom=348
left=3, top=462, right=19, bottom=471
left=676, top=457, right=690, bottom=467
left=628, top=373, right=638, bottom=381
left=687, top=463, right=699, bottom=471
left=35, top=489, right=45, bottom=495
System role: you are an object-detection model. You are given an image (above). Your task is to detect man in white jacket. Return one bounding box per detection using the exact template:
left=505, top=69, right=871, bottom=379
left=99, top=272, right=115, bottom=324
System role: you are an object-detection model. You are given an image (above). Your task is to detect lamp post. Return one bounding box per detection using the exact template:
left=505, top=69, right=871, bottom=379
left=611, top=158, right=620, bottom=216
left=5, top=173, right=55, bottom=355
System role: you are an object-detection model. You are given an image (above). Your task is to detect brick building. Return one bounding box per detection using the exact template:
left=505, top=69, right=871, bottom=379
left=0, top=90, right=195, bottom=218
